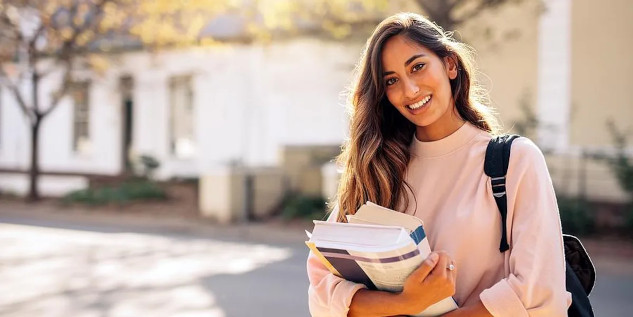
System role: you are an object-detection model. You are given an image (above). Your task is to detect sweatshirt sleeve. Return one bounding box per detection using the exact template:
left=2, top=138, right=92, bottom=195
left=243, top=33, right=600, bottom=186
left=479, top=138, right=571, bottom=317
left=307, top=205, right=368, bottom=317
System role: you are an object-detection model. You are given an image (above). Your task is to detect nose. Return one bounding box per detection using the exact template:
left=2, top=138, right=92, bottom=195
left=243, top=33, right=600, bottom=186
left=403, top=77, right=419, bottom=100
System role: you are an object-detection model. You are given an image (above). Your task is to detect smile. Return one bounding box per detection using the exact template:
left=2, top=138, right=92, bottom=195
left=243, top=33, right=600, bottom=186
left=407, top=95, right=431, bottom=110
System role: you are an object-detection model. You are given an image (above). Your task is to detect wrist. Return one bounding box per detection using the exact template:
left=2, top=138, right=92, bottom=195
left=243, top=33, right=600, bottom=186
left=394, top=292, right=429, bottom=316
left=350, top=289, right=417, bottom=317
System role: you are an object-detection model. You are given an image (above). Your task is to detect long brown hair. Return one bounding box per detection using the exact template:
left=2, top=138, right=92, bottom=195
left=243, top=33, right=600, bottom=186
left=334, top=12, right=500, bottom=222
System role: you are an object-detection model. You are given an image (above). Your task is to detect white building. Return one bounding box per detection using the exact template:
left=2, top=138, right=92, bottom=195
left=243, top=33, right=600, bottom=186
left=0, top=39, right=362, bottom=196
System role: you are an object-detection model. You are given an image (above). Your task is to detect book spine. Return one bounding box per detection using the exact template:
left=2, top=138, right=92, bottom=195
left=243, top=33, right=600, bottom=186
left=317, top=247, right=377, bottom=290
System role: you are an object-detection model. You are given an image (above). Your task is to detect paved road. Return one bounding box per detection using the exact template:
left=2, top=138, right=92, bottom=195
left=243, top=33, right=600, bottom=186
left=0, top=208, right=312, bottom=317
left=0, top=206, right=631, bottom=316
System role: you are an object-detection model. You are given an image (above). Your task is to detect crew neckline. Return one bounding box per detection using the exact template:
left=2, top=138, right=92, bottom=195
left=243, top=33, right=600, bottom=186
left=410, top=122, right=483, bottom=158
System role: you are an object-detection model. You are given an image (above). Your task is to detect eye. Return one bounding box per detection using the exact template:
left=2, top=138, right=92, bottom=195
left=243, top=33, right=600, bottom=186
left=412, top=63, right=425, bottom=72
left=386, top=77, right=398, bottom=86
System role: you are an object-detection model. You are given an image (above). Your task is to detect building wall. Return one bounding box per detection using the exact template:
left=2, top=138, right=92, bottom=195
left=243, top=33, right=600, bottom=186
left=459, top=0, right=541, bottom=136
left=545, top=153, right=628, bottom=201
left=0, top=86, right=31, bottom=170
left=570, top=0, right=633, bottom=149
left=123, top=39, right=359, bottom=179
left=458, top=0, right=630, bottom=202
left=459, top=0, right=633, bottom=154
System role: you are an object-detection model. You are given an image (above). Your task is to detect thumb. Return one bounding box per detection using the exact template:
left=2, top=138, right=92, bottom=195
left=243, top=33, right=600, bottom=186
left=411, top=252, right=439, bottom=282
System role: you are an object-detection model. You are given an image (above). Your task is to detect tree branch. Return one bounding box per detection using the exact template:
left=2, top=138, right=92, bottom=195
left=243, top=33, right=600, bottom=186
left=0, top=6, right=24, bottom=43
left=0, top=67, right=34, bottom=124
left=416, top=0, right=440, bottom=20
left=415, top=0, right=458, bottom=30
left=55, top=0, right=112, bottom=61
left=28, top=23, right=47, bottom=51
left=452, top=0, right=512, bottom=27
left=43, top=65, right=72, bottom=118
left=42, top=0, right=115, bottom=119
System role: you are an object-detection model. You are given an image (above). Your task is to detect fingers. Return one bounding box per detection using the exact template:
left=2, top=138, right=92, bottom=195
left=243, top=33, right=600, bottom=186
left=447, top=259, right=457, bottom=284
left=431, top=251, right=456, bottom=297
left=431, top=251, right=450, bottom=277
left=410, top=252, right=439, bottom=282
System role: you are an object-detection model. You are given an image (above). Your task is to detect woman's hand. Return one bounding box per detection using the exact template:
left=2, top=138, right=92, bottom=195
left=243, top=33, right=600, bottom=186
left=348, top=251, right=457, bottom=317
left=397, top=251, right=457, bottom=315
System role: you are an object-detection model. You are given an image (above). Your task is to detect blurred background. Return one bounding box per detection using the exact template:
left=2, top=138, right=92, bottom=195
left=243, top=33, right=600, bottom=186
left=0, top=0, right=631, bottom=316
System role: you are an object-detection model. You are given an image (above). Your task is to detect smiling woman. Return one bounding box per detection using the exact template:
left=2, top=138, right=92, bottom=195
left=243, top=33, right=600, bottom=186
left=307, top=12, right=571, bottom=317
left=336, top=11, right=498, bottom=228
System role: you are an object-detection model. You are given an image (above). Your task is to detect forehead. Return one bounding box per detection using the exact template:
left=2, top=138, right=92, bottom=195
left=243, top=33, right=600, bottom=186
left=381, top=35, right=435, bottom=70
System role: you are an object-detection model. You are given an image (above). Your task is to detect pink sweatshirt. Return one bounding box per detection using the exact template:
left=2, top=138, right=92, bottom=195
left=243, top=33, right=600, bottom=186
left=307, top=122, right=571, bottom=316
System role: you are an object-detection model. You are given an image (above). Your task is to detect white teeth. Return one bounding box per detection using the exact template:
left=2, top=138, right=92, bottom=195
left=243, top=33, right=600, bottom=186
left=407, top=95, right=431, bottom=110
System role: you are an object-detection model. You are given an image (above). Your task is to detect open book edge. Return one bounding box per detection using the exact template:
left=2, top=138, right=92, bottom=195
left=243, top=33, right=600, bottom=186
left=348, top=201, right=424, bottom=232
left=310, top=220, right=414, bottom=252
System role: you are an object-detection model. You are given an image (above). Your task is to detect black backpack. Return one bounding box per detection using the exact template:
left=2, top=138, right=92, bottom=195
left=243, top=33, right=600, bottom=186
left=484, top=135, right=596, bottom=317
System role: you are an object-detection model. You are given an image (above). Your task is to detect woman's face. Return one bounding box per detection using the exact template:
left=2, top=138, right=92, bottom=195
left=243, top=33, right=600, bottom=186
left=381, top=34, right=462, bottom=141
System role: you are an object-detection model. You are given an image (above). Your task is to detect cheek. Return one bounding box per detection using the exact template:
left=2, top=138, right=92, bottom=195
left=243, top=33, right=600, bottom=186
left=431, top=74, right=451, bottom=96
left=385, top=89, right=399, bottom=107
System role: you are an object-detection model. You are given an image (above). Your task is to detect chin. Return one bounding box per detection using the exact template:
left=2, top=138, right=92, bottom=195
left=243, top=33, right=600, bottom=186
left=410, top=118, right=435, bottom=128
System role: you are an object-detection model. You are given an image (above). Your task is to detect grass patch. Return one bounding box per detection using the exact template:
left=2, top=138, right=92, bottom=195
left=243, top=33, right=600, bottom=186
left=63, top=180, right=167, bottom=205
left=281, top=193, right=326, bottom=220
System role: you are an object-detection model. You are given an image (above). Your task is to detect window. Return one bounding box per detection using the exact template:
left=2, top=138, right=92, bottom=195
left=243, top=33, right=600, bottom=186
left=169, top=75, right=196, bottom=158
left=72, top=81, right=91, bottom=154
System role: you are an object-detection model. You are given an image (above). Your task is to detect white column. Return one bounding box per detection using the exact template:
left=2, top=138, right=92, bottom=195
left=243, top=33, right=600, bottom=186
left=537, top=0, right=572, bottom=152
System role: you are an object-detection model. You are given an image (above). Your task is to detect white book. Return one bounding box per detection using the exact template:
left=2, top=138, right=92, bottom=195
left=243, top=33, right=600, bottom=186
left=306, top=202, right=458, bottom=317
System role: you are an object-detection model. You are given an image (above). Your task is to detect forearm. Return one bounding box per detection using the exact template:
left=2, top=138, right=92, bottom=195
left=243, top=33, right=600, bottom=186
left=348, top=289, right=414, bottom=317
left=441, top=300, right=492, bottom=317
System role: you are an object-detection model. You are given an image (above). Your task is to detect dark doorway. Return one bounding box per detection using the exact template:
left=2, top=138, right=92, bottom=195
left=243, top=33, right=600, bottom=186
left=120, top=76, right=134, bottom=174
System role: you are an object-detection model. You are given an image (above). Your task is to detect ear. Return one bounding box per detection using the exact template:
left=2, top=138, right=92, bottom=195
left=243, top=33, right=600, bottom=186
left=444, top=55, right=458, bottom=80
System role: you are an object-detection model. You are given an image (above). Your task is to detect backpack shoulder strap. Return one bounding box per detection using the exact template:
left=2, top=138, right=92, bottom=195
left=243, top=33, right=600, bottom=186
left=484, top=134, right=520, bottom=252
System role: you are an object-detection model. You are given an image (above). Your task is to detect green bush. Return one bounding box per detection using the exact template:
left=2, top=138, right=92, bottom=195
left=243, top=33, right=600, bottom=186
left=63, top=180, right=167, bottom=205
left=281, top=193, right=327, bottom=220
left=603, top=120, right=633, bottom=235
left=557, top=196, right=595, bottom=236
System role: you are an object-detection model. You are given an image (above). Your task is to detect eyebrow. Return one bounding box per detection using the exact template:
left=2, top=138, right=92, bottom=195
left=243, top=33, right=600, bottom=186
left=383, top=54, right=426, bottom=77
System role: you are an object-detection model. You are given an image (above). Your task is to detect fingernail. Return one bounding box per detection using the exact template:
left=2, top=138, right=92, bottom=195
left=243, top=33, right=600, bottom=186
left=429, top=252, right=439, bottom=262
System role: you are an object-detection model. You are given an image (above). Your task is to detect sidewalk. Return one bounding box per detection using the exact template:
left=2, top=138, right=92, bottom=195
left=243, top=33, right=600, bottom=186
left=0, top=199, right=311, bottom=246
left=0, top=202, right=310, bottom=317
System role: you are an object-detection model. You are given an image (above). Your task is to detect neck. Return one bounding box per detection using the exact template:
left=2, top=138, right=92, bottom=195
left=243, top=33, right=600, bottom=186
left=415, top=113, right=466, bottom=142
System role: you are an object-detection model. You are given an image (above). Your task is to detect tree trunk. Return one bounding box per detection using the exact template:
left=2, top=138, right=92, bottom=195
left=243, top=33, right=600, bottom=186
left=416, top=0, right=455, bottom=31
left=27, top=67, right=41, bottom=202
left=27, top=116, right=41, bottom=201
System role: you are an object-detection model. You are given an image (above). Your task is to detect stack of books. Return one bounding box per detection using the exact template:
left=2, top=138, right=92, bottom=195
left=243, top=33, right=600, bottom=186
left=306, top=202, right=457, bottom=317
